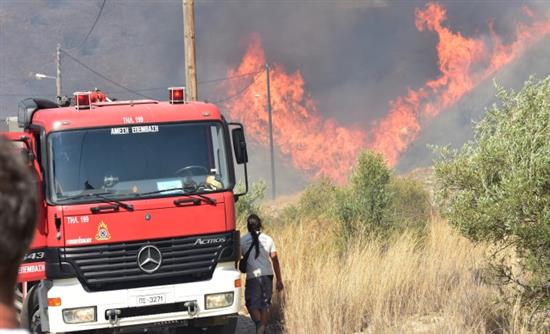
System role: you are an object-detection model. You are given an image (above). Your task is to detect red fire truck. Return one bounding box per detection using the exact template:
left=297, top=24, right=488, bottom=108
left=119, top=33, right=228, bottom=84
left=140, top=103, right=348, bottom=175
left=1, top=87, right=249, bottom=333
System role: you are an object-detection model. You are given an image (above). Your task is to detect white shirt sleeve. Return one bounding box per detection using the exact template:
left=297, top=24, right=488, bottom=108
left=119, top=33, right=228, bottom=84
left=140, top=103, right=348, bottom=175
left=268, top=235, right=276, bottom=253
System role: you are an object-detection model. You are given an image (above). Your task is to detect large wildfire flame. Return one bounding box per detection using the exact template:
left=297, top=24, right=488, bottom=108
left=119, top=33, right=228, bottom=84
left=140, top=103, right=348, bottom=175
left=223, top=3, right=550, bottom=183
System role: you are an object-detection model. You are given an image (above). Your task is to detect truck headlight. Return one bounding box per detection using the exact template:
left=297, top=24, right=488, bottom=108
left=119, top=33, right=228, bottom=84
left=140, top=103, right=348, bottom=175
left=62, top=306, right=96, bottom=324
left=205, top=292, right=234, bottom=309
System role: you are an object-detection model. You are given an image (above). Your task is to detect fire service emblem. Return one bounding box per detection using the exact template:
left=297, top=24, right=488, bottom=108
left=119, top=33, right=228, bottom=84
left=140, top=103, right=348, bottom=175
left=95, top=222, right=112, bottom=241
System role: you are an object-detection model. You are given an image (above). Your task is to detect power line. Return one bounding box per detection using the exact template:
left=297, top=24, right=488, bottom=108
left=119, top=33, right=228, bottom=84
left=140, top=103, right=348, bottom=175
left=2, top=69, right=265, bottom=98
left=105, top=70, right=263, bottom=94
left=107, top=87, right=167, bottom=94
left=78, top=0, right=107, bottom=49
left=211, top=71, right=264, bottom=104
left=197, top=0, right=387, bottom=4
left=61, top=49, right=154, bottom=100
left=199, top=69, right=263, bottom=85
left=8, top=43, right=262, bottom=102
left=0, top=93, right=50, bottom=97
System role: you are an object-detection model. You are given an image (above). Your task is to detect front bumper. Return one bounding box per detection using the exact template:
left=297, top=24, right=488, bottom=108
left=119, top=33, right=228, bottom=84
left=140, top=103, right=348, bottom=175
left=77, top=314, right=238, bottom=334
left=44, top=262, right=240, bottom=333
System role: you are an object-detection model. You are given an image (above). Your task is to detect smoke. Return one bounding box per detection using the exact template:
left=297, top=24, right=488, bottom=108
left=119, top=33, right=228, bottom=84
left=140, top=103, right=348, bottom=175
left=397, top=39, right=550, bottom=172
left=1, top=1, right=549, bottom=193
left=220, top=1, right=550, bottom=189
left=0, top=0, right=186, bottom=113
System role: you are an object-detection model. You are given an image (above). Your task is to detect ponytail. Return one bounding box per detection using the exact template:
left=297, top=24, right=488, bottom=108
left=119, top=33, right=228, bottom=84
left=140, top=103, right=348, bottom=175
left=247, top=214, right=262, bottom=259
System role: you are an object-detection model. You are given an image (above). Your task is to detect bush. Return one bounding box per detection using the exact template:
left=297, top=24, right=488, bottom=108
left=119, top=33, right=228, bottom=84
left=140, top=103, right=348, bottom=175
left=333, top=151, right=392, bottom=241
left=274, top=152, right=432, bottom=245
left=350, top=151, right=392, bottom=225
left=235, top=180, right=267, bottom=228
left=434, top=77, right=550, bottom=308
left=386, top=176, right=431, bottom=233
left=297, top=177, right=337, bottom=220
left=274, top=178, right=337, bottom=226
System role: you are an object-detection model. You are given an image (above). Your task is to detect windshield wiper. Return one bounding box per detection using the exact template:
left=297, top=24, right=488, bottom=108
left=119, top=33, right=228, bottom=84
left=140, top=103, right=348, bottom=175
left=58, top=190, right=134, bottom=212
left=135, top=186, right=195, bottom=197
left=174, top=193, right=216, bottom=206
left=136, top=186, right=216, bottom=205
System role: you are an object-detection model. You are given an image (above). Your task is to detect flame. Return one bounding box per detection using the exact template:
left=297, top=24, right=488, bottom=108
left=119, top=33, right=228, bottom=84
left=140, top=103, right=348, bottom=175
left=369, top=3, right=550, bottom=165
left=223, top=36, right=365, bottom=182
left=223, top=3, right=550, bottom=182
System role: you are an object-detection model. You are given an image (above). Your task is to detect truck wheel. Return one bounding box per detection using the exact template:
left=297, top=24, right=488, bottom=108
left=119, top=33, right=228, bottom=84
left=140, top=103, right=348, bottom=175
left=20, top=286, right=43, bottom=334
left=29, top=308, right=44, bottom=334
left=14, top=286, right=23, bottom=324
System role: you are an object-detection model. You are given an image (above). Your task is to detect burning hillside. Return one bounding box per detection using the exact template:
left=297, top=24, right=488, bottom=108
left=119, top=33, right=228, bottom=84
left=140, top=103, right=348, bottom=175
left=223, top=2, right=550, bottom=183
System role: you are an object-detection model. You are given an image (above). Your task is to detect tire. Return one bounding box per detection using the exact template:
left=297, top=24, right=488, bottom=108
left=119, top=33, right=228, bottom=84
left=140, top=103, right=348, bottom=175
left=29, top=307, right=44, bottom=334
left=15, top=286, right=23, bottom=325
left=20, top=286, right=43, bottom=334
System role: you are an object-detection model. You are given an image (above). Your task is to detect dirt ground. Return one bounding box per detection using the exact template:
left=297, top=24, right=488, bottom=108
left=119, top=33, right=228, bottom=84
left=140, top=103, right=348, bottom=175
left=235, top=285, right=284, bottom=334
left=235, top=313, right=283, bottom=334
left=235, top=315, right=256, bottom=334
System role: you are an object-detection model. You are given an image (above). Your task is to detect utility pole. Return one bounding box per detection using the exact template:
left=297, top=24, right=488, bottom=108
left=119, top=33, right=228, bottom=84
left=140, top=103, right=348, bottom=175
left=183, top=0, right=198, bottom=101
left=56, top=44, right=62, bottom=100
left=266, top=63, right=276, bottom=199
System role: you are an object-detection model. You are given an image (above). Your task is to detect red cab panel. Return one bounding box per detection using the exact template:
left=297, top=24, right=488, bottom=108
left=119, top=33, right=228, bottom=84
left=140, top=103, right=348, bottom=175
left=61, top=194, right=228, bottom=246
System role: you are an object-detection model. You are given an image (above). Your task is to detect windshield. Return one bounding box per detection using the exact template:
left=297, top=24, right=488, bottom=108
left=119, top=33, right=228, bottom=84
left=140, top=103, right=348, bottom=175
left=48, top=122, right=232, bottom=203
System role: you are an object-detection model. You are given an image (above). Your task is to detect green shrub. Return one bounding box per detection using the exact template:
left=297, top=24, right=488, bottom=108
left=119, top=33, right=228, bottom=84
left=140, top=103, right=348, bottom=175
left=297, top=177, right=337, bottom=220
left=270, top=178, right=338, bottom=228
left=235, top=180, right=267, bottom=228
left=386, top=176, right=431, bottom=233
left=434, top=76, right=550, bottom=308
left=270, top=153, right=432, bottom=246
left=276, top=204, right=301, bottom=225
left=333, top=151, right=392, bottom=241
left=350, top=151, right=392, bottom=225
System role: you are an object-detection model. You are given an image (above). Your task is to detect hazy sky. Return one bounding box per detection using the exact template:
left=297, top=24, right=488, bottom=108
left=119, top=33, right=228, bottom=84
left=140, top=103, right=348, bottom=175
left=1, top=0, right=548, bottom=192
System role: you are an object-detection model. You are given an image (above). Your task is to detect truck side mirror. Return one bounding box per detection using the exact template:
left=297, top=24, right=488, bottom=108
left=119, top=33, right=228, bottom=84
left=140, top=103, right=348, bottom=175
left=229, top=123, right=248, bottom=200
left=231, top=128, right=248, bottom=164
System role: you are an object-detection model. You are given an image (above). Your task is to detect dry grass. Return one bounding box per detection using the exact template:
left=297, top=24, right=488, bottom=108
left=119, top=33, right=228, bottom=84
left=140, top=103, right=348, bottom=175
left=266, top=217, right=545, bottom=334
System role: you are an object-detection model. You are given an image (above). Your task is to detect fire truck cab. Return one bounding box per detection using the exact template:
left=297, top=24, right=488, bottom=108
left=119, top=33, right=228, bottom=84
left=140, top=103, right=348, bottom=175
left=2, top=88, right=249, bottom=333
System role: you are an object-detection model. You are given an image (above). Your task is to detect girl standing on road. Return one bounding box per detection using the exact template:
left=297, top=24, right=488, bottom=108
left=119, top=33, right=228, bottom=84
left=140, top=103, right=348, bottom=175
left=240, top=214, right=284, bottom=334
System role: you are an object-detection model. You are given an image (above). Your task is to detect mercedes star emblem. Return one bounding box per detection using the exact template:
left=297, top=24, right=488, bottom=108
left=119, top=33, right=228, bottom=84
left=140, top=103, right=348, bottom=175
left=137, top=245, right=162, bottom=273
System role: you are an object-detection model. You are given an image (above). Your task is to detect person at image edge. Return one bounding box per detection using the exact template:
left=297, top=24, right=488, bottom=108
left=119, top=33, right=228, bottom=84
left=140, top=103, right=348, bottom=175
left=0, top=137, right=39, bottom=333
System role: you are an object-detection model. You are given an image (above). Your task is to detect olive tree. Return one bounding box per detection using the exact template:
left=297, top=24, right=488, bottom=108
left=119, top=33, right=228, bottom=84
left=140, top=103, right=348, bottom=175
left=435, top=77, right=550, bottom=307
left=333, top=151, right=392, bottom=240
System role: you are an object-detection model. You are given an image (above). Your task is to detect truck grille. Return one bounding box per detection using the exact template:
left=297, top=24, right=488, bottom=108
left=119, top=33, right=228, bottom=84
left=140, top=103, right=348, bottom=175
left=60, top=232, right=237, bottom=292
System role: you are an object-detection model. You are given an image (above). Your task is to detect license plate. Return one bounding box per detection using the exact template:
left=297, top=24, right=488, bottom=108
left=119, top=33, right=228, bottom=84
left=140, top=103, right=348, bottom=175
left=136, top=294, right=166, bottom=306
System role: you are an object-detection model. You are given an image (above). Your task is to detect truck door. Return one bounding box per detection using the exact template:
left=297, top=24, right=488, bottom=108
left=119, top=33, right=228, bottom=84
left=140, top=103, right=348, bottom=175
left=2, top=131, right=48, bottom=281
